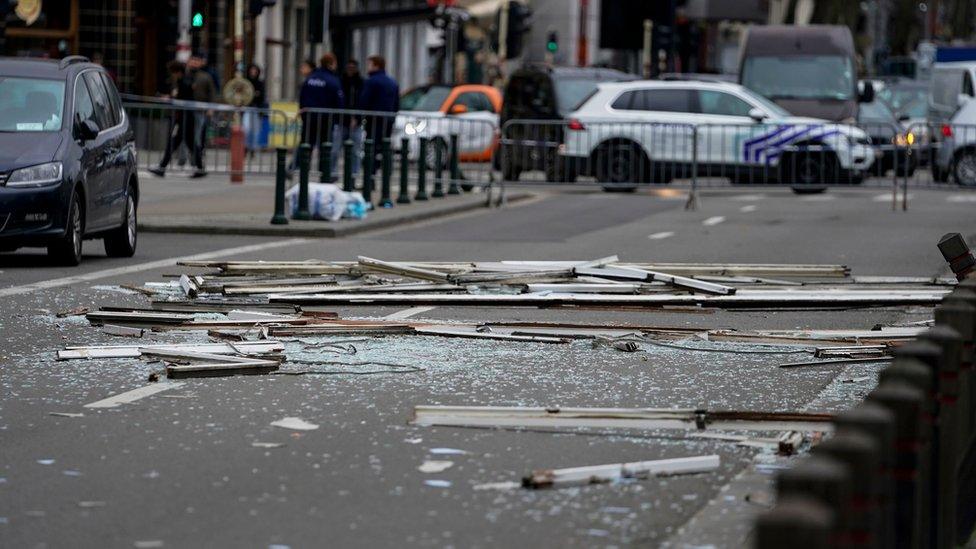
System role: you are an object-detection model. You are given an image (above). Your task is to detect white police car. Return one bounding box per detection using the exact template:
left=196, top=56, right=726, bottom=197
left=561, top=80, right=875, bottom=192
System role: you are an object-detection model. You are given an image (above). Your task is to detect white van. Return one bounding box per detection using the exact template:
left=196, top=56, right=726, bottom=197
left=930, top=62, right=976, bottom=184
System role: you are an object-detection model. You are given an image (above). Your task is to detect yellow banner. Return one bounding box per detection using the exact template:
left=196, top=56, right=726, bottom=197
left=269, top=101, right=301, bottom=149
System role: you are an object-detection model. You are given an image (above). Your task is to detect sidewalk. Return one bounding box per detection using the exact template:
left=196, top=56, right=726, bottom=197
left=137, top=171, right=533, bottom=238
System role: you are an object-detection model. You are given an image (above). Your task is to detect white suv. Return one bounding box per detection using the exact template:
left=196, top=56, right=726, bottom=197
left=561, top=80, right=875, bottom=191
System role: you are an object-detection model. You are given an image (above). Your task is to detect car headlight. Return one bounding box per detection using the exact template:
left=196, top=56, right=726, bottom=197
left=404, top=119, right=427, bottom=135
left=894, top=133, right=914, bottom=147
left=6, top=162, right=63, bottom=187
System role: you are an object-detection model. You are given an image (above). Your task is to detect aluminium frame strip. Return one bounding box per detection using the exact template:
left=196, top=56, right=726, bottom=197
left=57, top=341, right=285, bottom=360
left=523, top=454, right=721, bottom=489
left=410, top=406, right=835, bottom=433
left=269, top=289, right=948, bottom=307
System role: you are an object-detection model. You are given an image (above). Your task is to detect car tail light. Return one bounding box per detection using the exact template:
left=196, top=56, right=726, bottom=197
left=942, top=124, right=953, bottom=138
left=567, top=118, right=586, bottom=131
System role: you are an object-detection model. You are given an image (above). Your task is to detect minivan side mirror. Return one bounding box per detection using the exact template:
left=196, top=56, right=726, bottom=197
left=859, top=80, right=875, bottom=103
left=957, top=93, right=973, bottom=109
left=76, top=119, right=99, bottom=141
left=748, top=108, right=767, bottom=123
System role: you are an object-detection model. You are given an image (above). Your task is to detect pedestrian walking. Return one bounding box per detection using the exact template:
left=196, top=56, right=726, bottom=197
left=244, top=63, right=268, bottom=155
left=336, top=59, right=365, bottom=176
left=359, top=55, right=399, bottom=171
left=297, top=53, right=344, bottom=180
left=149, top=61, right=197, bottom=177
left=187, top=52, right=217, bottom=177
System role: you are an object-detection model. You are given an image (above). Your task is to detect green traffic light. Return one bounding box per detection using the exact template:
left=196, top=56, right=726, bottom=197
left=547, top=41, right=558, bottom=53
left=192, top=12, right=204, bottom=27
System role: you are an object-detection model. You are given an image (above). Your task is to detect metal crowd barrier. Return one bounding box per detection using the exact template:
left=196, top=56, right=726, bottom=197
left=123, top=100, right=293, bottom=177
left=294, top=107, right=498, bottom=192
left=497, top=119, right=976, bottom=198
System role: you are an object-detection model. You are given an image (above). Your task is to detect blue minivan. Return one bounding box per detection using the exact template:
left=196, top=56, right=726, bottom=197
left=0, top=56, right=138, bottom=265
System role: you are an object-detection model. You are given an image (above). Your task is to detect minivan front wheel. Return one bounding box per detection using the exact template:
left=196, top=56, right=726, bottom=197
left=49, top=192, right=83, bottom=266
left=105, top=191, right=137, bottom=257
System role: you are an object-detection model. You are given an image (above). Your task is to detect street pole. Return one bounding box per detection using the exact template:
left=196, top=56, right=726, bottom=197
left=230, top=0, right=246, bottom=183
left=498, top=0, right=510, bottom=77
left=177, top=0, right=192, bottom=62
left=446, top=13, right=457, bottom=84
left=642, top=20, right=653, bottom=79
left=577, top=0, right=589, bottom=67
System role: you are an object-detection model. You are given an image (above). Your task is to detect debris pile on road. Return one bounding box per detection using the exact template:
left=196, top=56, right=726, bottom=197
left=54, top=254, right=953, bottom=380
left=115, top=255, right=954, bottom=309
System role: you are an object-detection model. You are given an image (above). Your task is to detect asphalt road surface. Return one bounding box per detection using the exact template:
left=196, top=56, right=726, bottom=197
left=1, top=186, right=973, bottom=548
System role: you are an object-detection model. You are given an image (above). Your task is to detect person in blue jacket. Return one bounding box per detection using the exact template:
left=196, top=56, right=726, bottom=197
left=359, top=55, right=399, bottom=170
left=298, top=53, right=344, bottom=179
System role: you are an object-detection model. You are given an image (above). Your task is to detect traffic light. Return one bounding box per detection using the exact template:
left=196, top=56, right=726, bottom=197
left=491, top=1, right=532, bottom=59
left=249, top=0, right=276, bottom=17
left=546, top=31, right=558, bottom=53
left=191, top=11, right=204, bottom=28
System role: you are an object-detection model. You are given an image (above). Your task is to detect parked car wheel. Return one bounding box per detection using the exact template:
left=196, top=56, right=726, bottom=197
left=596, top=141, right=646, bottom=185
left=48, top=192, right=83, bottom=266
left=953, top=150, right=976, bottom=187
left=544, top=150, right=576, bottom=183
left=932, top=162, right=951, bottom=183
left=786, top=151, right=833, bottom=194
left=500, top=151, right=521, bottom=181
left=104, top=189, right=137, bottom=257
left=424, top=137, right=448, bottom=171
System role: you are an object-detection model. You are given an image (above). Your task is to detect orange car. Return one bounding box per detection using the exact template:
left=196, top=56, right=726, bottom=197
left=395, top=84, right=502, bottom=164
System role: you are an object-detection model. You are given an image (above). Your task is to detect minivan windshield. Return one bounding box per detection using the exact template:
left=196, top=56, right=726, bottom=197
left=0, top=77, right=65, bottom=132
left=742, top=55, right=854, bottom=101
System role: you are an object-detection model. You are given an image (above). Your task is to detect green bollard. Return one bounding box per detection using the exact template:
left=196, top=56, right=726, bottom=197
left=318, top=141, right=332, bottom=182
left=432, top=139, right=445, bottom=198
left=397, top=137, right=411, bottom=204
left=380, top=138, right=393, bottom=208
left=362, top=139, right=375, bottom=206
left=294, top=143, right=311, bottom=220
left=415, top=137, right=430, bottom=201
left=448, top=133, right=461, bottom=194
left=271, top=148, right=289, bottom=225
left=342, top=139, right=354, bottom=192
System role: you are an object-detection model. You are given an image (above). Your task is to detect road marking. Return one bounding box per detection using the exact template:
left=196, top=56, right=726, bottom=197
left=739, top=205, right=757, bottom=213
left=702, top=216, right=726, bottom=226
left=648, top=231, right=675, bottom=240
left=799, top=194, right=836, bottom=201
left=947, top=194, right=976, bottom=202
left=0, top=238, right=311, bottom=298
left=873, top=193, right=912, bottom=202
left=729, top=194, right=766, bottom=201
left=384, top=306, right=437, bottom=320
left=84, top=382, right=185, bottom=409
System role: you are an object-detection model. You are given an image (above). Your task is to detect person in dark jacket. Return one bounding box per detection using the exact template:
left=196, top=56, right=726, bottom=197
left=298, top=53, right=344, bottom=179
left=149, top=61, right=198, bottom=177
left=337, top=59, right=365, bottom=176
left=359, top=55, right=399, bottom=171
left=245, top=64, right=267, bottom=154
